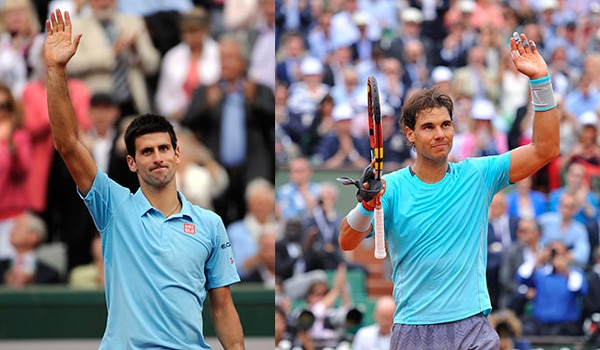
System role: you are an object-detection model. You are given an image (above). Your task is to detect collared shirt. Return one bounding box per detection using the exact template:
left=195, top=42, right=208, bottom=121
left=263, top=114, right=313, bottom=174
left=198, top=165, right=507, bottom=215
left=80, top=169, right=239, bottom=349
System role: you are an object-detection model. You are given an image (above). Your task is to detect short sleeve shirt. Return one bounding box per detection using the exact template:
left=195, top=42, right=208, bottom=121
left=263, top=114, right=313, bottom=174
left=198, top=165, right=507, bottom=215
left=378, top=153, right=511, bottom=324
left=81, top=169, right=240, bottom=349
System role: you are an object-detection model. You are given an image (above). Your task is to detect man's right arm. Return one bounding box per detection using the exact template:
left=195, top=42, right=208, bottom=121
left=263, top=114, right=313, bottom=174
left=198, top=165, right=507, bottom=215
left=338, top=209, right=373, bottom=251
left=46, top=9, right=97, bottom=195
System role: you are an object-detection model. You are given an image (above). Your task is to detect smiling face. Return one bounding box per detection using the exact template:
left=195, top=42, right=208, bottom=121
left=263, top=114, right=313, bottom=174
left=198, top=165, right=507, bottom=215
left=405, top=107, right=454, bottom=163
left=126, top=132, right=180, bottom=189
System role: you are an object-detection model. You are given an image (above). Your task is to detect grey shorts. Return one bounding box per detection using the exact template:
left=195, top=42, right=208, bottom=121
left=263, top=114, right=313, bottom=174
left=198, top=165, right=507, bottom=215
left=390, top=313, right=500, bottom=350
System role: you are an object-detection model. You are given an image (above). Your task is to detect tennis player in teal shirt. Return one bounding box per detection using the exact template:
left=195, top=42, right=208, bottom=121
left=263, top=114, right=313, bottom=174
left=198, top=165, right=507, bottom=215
left=45, top=10, right=245, bottom=349
left=339, top=32, right=560, bottom=349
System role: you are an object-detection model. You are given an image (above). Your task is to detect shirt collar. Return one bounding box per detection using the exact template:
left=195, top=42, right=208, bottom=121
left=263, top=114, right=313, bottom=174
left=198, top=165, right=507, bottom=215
left=133, top=189, right=194, bottom=221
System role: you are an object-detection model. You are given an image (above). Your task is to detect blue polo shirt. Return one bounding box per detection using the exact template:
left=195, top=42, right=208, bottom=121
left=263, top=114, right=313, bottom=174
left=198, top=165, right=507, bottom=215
left=376, top=153, right=511, bottom=325
left=80, top=170, right=240, bottom=349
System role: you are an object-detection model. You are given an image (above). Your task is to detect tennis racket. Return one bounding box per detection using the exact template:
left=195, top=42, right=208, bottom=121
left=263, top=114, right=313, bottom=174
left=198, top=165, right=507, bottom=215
left=367, top=76, right=386, bottom=259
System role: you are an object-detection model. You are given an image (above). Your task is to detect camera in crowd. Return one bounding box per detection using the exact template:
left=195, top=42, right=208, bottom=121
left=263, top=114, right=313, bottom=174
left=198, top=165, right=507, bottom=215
left=287, top=306, right=364, bottom=347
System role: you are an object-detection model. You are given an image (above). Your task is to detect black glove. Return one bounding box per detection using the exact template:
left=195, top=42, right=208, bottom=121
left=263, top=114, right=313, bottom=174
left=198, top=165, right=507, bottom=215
left=336, top=164, right=382, bottom=203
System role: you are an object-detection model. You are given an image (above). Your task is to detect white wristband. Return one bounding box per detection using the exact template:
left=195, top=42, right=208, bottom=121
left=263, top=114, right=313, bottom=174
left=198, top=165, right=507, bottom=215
left=347, top=203, right=373, bottom=232
left=530, top=75, right=557, bottom=112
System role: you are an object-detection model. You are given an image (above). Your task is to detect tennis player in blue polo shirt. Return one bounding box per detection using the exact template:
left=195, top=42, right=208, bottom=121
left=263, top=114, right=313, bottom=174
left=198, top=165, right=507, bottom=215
left=339, top=33, right=560, bottom=349
left=45, top=10, right=244, bottom=349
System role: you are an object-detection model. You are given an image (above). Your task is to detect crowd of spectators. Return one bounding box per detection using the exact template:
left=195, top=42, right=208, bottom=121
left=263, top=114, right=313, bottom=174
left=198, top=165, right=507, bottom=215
left=0, top=0, right=275, bottom=291
left=275, top=0, right=600, bottom=348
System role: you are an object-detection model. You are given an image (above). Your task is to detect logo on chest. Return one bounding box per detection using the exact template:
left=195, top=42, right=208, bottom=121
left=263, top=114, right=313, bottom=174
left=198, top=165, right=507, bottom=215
left=183, top=223, right=196, bottom=234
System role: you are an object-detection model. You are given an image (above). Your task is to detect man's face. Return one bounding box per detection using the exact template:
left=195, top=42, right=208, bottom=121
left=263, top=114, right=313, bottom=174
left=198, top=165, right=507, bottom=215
left=405, top=107, right=454, bottom=162
left=126, top=132, right=180, bottom=188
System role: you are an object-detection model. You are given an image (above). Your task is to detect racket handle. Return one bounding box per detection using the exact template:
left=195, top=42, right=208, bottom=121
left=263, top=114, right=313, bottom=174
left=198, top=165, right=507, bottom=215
left=374, top=207, right=386, bottom=259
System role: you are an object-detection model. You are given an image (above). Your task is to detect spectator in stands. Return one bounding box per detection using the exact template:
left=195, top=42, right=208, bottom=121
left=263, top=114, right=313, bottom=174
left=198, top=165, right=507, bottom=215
left=352, top=295, right=395, bottom=350
left=379, top=103, right=414, bottom=171
left=68, top=232, right=104, bottom=288
left=487, top=191, right=519, bottom=309
left=182, top=35, right=275, bottom=225
left=560, top=111, right=600, bottom=167
left=303, top=182, right=345, bottom=271
left=0, top=83, right=30, bottom=261
left=401, top=39, right=430, bottom=91
left=458, top=98, right=508, bottom=160
left=175, top=127, right=228, bottom=210
left=276, top=216, right=322, bottom=280
left=386, top=7, right=436, bottom=70
left=517, top=240, right=588, bottom=336
left=538, top=192, right=591, bottom=268
left=439, top=12, right=476, bottom=69
left=377, top=57, right=407, bottom=112
left=276, top=30, right=306, bottom=87
left=564, top=75, right=600, bottom=120
left=451, top=45, right=499, bottom=103
left=330, top=0, right=379, bottom=49
left=303, top=264, right=353, bottom=348
left=276, top=304, right=315, bottom=350
left=68, top=0, right=161, bottom=116
left=154, top=7, right=220, bottom=124
left=285, top=56, right=330, bottom=146
left=0, top=0, right=41, bottom=98
left=312, top=102, right=370, bottom=169
left=506, top=176, right=547, bottom=220
left=276, top=157, right=320, bottom=221
left=0, top=211, right=60, bottom=287
left=83, top=92, right=139, bottom=192
left=301, top=94, right=335, bottom=157
left=242, top=231, right=276, bottom=288
left=247, top=0, right=276, bottom=93
left=228, top=178, right=276, bottom=278
left=547, top=161, right=599, bottom=230
left=499, top=217, right=543, bottom=313
left=306, top=8, right=335, bottom=62
left=583, top=246, right=600, bottom=324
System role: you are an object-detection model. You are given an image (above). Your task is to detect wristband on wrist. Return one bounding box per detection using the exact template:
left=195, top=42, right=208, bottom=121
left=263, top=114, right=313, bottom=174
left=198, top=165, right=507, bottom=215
left=347, top=203, right=374, bottom=232
left=530, top=74, right=557, bottom=112
left=361, top=200, right=375, bottom=211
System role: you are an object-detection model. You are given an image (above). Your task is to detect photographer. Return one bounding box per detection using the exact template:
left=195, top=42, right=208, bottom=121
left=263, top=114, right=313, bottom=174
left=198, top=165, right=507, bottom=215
left=516, top=240, right=588, bottom=336
left=293, top=264, right=353, bottom=349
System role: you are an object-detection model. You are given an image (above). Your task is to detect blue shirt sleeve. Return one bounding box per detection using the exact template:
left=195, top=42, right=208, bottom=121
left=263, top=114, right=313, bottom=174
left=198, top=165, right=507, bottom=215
left=205, top=212, right=241, bottom=289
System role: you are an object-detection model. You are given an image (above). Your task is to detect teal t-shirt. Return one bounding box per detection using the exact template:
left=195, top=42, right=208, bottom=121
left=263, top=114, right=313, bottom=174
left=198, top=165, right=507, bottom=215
left=377, top=153, right=511, bottom=324
left=80, top=170, right=240, bottom=349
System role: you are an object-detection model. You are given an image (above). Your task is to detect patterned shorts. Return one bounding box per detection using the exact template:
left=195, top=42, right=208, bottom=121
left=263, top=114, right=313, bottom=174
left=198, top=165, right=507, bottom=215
left=390, top=313, right=500, bottom=350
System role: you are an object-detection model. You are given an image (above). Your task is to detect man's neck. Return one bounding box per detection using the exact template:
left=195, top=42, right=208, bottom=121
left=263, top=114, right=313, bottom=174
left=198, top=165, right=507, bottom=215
left=410, top=159, right=449, bottom=184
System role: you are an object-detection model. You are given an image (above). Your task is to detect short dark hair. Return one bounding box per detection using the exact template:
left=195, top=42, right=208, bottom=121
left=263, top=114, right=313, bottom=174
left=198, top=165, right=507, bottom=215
left=401, top=86, right=454, bottom=132
left=124, top=114, right=177, bottom=156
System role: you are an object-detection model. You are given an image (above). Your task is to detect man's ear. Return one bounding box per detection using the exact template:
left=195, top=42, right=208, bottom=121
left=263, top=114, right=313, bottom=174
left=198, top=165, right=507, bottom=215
left=126, top=154, right=137, bottom=173
left=405, top=126, right=415, bottom=143
left=174, top=146, right=181, bottom=164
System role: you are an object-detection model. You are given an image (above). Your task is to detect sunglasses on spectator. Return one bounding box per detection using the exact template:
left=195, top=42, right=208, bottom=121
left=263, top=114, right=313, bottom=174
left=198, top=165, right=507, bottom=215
left=0, top=101, right=12, bottom=111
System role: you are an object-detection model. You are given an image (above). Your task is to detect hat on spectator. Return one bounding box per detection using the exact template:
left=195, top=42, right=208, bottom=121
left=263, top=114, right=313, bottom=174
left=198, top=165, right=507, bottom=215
left=540, top=0, right=558, bottom=11
left=471, top=99, right=496, bottom=121
left=400, top=7, right=423, bottom=24
left=332, top=103, right=354, bottom=122
left=381, top=103, right=395, bottom=118
left=91, top=92, right=118, bottom=107
left=352, top=12, right=370, bottom=27
left=579, top=111, right=598, bottom=127
left=300, top=56, right=323, bottom=75
left=458, top=0, right=476, bottom=13
left=431, top=66, right=453, bottom=83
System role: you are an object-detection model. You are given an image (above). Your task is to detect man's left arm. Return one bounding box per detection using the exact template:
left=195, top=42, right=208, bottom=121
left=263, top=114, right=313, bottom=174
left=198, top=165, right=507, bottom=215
left=208, top=286, right=245, bottom=349
left=507, top=33, right=560, bottom=183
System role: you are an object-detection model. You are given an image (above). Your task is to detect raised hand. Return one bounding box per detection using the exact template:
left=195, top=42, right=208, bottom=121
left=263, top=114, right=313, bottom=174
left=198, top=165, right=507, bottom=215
left=510, top=32, right=548, bottom=81
left=45, top=9, right=82, bottom=68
